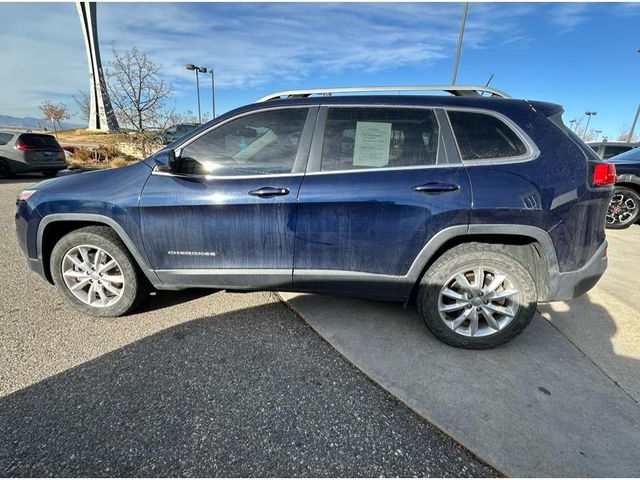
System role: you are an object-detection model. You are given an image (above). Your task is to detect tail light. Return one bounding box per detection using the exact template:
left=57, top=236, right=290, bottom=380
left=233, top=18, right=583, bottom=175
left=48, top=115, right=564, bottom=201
left=593, top=162, right=616, bottom=186
left=14, top=140, right=29, bottom=151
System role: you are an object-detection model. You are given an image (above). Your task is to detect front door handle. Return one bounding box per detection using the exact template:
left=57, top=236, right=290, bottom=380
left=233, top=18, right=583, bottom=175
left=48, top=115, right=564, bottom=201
left=412, top=182, right=460, bottom=193
left=248, top=186, right=290, bottom=198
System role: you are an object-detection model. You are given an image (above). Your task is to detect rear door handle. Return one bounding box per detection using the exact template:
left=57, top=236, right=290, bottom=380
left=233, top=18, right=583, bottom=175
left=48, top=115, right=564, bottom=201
left=248, top=187, right=290, bottom=198
left=412, top=182, right=460, bottom=193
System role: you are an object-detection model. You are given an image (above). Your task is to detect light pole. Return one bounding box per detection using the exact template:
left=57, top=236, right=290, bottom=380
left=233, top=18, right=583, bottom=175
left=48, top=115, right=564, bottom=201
left=451, top=2, right=469, bottom=85
left=208, top=67, right=216, bottom=118
left=569, top=119, right=577, bottom=131
left=584, top=111, right=597, bottom=139
left=186, top=63, right=207, bottom=123
left=594, top=130, right=602, bottom=141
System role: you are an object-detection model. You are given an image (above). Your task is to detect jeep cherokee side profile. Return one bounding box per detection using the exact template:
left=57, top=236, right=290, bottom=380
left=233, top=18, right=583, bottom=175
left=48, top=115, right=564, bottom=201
left=15, top=85, right=614, bottom=348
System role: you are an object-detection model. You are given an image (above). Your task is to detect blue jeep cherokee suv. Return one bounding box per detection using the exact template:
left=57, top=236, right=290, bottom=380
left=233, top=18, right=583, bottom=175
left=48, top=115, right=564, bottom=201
left=15, top=85, right=614, bottom=348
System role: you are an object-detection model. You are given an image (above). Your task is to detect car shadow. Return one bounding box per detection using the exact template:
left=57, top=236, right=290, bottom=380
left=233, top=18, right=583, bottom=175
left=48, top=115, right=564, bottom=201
left=132, top=288, right=218, bottom=314
left=0, top=302, right=493, bottom=478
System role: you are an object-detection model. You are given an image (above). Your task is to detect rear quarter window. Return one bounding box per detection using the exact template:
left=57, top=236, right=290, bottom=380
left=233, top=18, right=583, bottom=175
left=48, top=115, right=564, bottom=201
left=447, top=110, right=528, bottom=161
left=0, top=133, right=13, bottom=145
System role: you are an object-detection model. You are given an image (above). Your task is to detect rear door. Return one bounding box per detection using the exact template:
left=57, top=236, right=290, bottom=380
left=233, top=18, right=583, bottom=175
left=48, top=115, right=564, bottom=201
left=293, top=105, right=471, bottom=298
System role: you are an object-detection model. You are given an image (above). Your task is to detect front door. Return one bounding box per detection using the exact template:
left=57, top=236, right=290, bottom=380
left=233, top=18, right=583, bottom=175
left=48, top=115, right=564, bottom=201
left=140, top=106, right=316, bottom=290
left=293, top=105, right=471, bottom=298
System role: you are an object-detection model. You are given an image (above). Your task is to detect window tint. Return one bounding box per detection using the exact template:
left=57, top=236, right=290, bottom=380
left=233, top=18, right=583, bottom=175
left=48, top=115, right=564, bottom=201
left=0, top=133, right=13, bottom=145
left=18, top=134, right=60, bottom=149
left=603, top=146, right=632, bottom=159
left=321, top=108, right=439, bottom=171
left=448, top=111, right=528, bottom=161
left=177, top=108, right=308, bottom=176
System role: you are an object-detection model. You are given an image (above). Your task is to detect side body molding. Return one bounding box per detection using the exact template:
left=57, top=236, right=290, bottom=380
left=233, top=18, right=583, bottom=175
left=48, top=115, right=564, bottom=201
left=37, top=213, right=162, bottom=287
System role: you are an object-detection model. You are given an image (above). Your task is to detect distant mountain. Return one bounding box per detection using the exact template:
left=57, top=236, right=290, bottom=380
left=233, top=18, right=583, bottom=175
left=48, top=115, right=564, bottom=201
left=0, top=114, right=83, bottom=130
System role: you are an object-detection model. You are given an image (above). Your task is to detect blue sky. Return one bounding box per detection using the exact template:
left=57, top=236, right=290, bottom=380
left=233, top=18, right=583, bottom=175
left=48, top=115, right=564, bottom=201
left=0, top=2, right=639, bottom=138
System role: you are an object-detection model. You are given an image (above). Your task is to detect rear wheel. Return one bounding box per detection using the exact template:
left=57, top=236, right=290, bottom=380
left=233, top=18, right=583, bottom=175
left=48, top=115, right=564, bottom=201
left=0, top=160, right=12, bottom=178
left=606, top=186, right=640, bottom=229
left=417, top=243, right=537, bottom=349
left=50, top=226, right=149, bottom=317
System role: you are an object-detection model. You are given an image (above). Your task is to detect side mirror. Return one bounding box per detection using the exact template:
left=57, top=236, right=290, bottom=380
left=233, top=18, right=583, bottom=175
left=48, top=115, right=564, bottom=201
left=154, top=149, right=176, bottom=173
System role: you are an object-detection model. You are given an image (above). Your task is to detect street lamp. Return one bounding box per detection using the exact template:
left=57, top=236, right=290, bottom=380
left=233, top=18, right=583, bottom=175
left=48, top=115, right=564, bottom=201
left=569, top=119, right=577, bottom=131
left=584, top=111, right=597, bottom=139
left=594, top=130, right=602, bottom=141
left=186, top=63, right=208, bottom=123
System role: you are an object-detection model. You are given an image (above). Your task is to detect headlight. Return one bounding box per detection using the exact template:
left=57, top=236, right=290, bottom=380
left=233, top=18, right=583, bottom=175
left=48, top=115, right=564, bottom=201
left=17, top=189, right=36, bottom=201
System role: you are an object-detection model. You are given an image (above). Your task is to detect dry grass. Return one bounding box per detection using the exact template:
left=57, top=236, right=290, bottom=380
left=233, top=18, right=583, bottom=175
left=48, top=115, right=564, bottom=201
left=57, top=129, right=129, bottom=146
left=67, top=145, right=138, bottom=170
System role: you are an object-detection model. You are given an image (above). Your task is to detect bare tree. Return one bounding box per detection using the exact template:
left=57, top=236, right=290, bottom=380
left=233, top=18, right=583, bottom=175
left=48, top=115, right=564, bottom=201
left=39, top=100, right=70, bottom=137
left=616, top=123, right=639, bottom=142
left=73, top=90, right=90, bottom=122
left=166, top=109, right=207, bottom=126
left=105, top=47, right=173, bottom=154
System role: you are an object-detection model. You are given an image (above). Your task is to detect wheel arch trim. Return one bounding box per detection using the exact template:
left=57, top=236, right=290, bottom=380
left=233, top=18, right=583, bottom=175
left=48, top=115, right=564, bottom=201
left=36, top=213, right=162, bottom=286
left=398, top=224, right=560, bottom=299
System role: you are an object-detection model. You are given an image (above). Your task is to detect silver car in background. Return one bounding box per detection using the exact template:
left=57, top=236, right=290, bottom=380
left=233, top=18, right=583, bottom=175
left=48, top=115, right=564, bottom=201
left=0, top=131, right=67, bottom=178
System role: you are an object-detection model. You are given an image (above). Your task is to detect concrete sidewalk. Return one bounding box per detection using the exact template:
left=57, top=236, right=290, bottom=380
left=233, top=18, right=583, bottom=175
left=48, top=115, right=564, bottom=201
left=279, top=227, right=640, bottom=477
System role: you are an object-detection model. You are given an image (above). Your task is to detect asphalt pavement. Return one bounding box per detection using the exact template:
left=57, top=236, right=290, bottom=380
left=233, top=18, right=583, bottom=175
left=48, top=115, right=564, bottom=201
left=0, top=175, right=493, bottom=476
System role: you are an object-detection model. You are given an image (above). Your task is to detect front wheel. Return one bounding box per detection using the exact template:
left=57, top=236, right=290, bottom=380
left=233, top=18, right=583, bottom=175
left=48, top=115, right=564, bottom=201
left=50, top=226, right=149, bottom=317
left=606, top=186, right=640, bottom=229
left=417, top=243, right=537, bottom=349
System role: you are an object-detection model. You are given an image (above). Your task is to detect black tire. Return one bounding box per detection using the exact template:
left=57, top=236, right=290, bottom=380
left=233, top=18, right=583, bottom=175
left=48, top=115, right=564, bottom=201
left=41, top=170, right=59, bottom=178
left=417, top=243, right=537, bottom=349
left=606, top=186, right=640, bottom=229
left=0, top=159, right=12, bottom=178
left=50, top=226, right=149, bottom=317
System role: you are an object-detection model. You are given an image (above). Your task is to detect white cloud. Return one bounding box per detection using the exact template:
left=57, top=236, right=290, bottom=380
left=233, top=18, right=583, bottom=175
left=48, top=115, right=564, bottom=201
left=550, top=3, right=591, bottom=33
left=0, top=2, right=537, bottom=119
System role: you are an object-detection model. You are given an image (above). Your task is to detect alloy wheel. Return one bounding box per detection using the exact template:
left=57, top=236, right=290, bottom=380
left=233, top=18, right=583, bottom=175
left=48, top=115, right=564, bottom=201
left=607, top=192, right=638, bottom=226
left=438, top=267, right=519, bottom=337
left=61, top=245, right=125, bottom=307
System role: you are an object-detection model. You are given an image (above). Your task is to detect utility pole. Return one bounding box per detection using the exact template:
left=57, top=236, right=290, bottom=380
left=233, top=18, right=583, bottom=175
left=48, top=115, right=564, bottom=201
left=451, top=2, right=469, bottom=85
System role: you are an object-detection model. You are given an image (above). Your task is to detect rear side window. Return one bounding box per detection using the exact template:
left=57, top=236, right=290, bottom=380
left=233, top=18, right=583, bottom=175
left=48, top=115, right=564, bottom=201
left=0, top=133, right=13, bottom=145
left=321, top=107, right=440, bottom=171
left=448, top=111, right=528, bottom=161
left=17, top=134, right=60, bottom=149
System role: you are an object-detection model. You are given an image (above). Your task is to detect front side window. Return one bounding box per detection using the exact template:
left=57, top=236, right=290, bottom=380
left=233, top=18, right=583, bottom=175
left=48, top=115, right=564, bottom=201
left=448, top=111, right=528, bottom=161
left=320, top=108, right=440, bottom=172
left=177, top=108, right=308, bottom=176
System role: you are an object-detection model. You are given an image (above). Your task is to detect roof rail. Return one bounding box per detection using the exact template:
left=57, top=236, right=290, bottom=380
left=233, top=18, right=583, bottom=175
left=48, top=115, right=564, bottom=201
left=256, top=85, right=511, bottom=102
